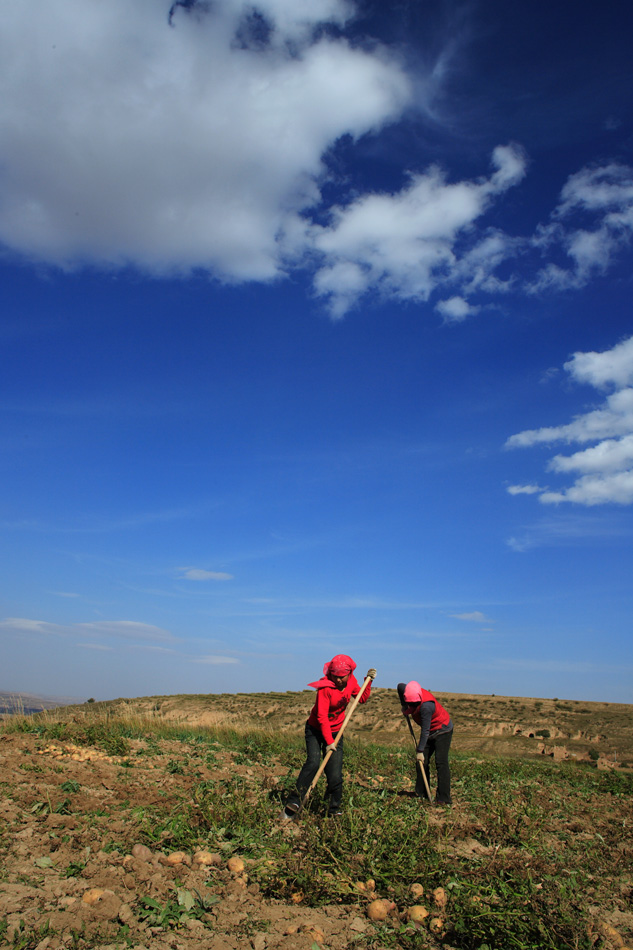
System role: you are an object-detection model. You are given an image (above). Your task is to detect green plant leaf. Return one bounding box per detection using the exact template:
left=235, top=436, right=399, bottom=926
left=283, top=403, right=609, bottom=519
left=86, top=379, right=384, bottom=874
left=176, top=889, right=195, bottom=912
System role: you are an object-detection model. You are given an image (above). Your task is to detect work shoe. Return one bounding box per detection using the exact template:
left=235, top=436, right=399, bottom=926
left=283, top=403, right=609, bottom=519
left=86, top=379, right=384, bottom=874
left=280, top=802, right=300, bottom=821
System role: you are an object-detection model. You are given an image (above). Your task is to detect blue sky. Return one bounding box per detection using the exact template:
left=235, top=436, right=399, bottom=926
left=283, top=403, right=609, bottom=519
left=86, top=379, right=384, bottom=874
left=1, top=0, right=632, bottom=704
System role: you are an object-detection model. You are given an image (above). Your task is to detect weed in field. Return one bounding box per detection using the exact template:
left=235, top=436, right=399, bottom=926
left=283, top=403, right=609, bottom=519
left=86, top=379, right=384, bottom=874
left=60, top=780, right=81, bottom=793
left=102, top=840, right=126, bottom=853
left=64, top=860, right=86, bottom=878
left=137, top=889, right=219, bottom=929
left=7, top=919, right=56, bottom=950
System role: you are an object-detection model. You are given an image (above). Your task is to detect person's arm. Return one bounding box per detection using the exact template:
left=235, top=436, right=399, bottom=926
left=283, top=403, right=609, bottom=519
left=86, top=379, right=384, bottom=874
left=357, top=670, right=375, bottom=703
left=416, top=701, right=435, bottom=752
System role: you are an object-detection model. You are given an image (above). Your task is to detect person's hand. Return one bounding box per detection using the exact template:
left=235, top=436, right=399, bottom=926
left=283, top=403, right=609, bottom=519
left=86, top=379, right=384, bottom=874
left=366, top=668, right=377, bottom=680
left=326, top=743, right=337, bottom=753
left=416, top=752, right=425, bottom=764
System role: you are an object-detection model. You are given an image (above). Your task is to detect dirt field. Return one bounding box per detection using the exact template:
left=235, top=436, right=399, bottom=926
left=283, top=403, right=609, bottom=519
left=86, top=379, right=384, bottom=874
left=1, top=690, right=632, bottom=950
left=0, top=727, right=468, bottom=950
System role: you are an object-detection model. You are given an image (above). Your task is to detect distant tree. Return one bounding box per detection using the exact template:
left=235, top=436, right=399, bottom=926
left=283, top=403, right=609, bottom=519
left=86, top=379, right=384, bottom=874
left=588, top=749, right=600, bottom=761
left=86, top=698, right=95, bottom=704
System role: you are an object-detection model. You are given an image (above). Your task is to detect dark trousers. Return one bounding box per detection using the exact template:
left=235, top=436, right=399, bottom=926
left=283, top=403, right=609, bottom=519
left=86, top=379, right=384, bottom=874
left=422, top=729, right=452, bottom=804
left=287, top=721, right=344, bottom=812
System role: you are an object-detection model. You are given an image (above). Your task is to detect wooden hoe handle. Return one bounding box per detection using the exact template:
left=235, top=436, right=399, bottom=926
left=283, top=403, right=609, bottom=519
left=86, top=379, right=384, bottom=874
left=406, top=715, right=432, bottom=800
left=300, top=674, right=373, bottom=810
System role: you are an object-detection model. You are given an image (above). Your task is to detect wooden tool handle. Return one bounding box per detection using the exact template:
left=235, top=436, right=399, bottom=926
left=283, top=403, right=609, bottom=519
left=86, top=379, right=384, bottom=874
left=300, top=674, right=373, bottom=808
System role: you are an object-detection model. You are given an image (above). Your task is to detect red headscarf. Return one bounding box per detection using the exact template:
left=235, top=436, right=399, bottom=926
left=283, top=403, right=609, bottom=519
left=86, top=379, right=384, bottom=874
left=308, top=654, right=357, bottom=689
left=324, top=654, right=356, bottom=677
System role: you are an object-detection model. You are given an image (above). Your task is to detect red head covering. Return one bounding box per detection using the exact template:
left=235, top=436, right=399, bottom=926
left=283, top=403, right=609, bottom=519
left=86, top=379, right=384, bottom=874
left=403, top=680, right=423, bottom=703
left=324, top=654, right=356, bottom=677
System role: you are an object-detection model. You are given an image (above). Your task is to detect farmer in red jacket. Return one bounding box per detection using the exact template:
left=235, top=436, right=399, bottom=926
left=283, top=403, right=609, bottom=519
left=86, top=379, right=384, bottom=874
left=398, top=680, right=453, bottom=805
left=284, top=655, right=375, bottom=817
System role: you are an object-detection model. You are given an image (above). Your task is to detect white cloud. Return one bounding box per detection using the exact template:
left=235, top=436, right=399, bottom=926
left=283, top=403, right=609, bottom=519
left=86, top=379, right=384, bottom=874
left=194, top=655, right=240, bottom=665
left=450, top=611, right=492, bottom=623
left=179, top=568, right=234, bottom=581
left=1, top=4, right=632, bottom=319
left=506, top=335, right=633, bottom=505
left=506, top=513, right=633, bottom=552
left=530, top=164, right=633, bottom=292
left=506, top=388, right=633, bottom=448
left=506, top=484, right=542, bottom=495
left=540, top=471, right=633, bottom=507
left=312, top=144, right=527, bottom=316
left=565, top=335, right=633, bottom=389
left=548, top=434, right=633, bottom=475
left=0, top=0, right=410, bottom=281
left=0, top=617, right=175, bottom=643
left=435, top=296, right=479, bottom=323
left=0, top=618, right=54, bottom=634
left=75, top=621, right=175, bottom=641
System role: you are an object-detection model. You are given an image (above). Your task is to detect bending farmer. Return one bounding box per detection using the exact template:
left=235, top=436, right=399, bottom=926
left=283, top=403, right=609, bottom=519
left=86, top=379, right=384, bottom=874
left=285, top=655, right=375, bottom=817
left=398, top=680, right=453, bottom=805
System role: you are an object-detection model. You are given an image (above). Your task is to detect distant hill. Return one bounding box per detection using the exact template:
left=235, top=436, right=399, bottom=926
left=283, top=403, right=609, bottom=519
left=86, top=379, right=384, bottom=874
left=80, top=687, right=633, bottom=764
left=3, top=687, right=632, bottom=764
left=0, top=690, right=85, bottom=715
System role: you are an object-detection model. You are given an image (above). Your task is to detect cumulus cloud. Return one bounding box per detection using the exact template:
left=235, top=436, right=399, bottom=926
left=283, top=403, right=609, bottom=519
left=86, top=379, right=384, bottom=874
left=435, top=296, right=479, bottom=323
left=2, top=4, right=632, bottom=319
left=530, top=164, right=633, bottom=292
left=179, top=567, right=234, bottom=581
left=0, top=0, right=410, bottom=281
left=506, top=335, right=633, bottom=505
left=312, top=144, right=527, bottom=316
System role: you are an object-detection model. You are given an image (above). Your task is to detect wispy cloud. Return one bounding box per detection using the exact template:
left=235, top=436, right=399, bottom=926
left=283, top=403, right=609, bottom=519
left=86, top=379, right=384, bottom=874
left=506, top=484, right=542, bottom=496
left=0, top=617, right=175, bottom=644
left=0, top=501, right=220, bottom=534
left=193, top=655, right=240, bottom=666
left=491, top=657, right=633, bottom=676
left=529, top=164, right=633, bottom=293
left=506, top=513, right=633, bottom=552
left=450, top=611, right=493, bottom=623
left=506, top=335, right=633, bottom=505
left=178, top=568, right=234, bottom=582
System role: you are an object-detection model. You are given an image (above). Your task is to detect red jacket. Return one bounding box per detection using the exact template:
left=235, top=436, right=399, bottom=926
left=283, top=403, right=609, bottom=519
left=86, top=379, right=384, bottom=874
left=410, top=687, right=451, bottom=733
left=307, top=674, right=371, bottom=745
